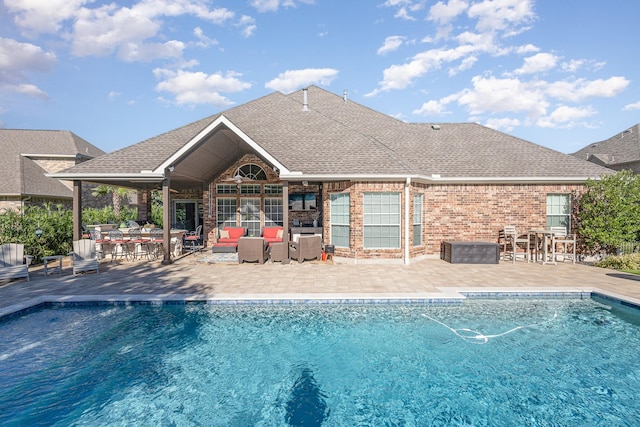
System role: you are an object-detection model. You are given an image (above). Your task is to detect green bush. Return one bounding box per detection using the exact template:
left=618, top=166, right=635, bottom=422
left=595, top=253, right=640, bottom=271
left=82, top=206, right=138, bottom=226
left=0, top=204, right=73, bottom=263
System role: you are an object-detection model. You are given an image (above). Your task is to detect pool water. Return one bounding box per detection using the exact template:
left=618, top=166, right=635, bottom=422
left=1, top=299, right=640, bottom=426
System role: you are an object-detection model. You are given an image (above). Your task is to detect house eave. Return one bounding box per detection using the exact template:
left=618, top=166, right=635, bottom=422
left=279, top=174, right=601, bottom=185
left=45, top=172, right=164, bottom=182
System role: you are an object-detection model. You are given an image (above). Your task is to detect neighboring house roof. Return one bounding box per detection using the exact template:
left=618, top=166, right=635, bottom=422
left=53, top=86, right=612, bottom=187
left=0, top=129, right=105, bottom=198
left=571, top=124, right=640, bottom=168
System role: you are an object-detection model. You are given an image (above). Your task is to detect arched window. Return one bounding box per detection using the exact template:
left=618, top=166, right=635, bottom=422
left=234, top=163, right=267, bottom=181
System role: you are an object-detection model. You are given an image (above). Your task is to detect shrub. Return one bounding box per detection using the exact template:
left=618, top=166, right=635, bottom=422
left=595, top=253, right=640, bottom=271
left=0, top=204, right=73, bottom=263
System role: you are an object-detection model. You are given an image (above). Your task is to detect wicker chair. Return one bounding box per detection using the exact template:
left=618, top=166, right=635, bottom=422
left=289, top=235, right=322, bottom=263
left=238, top=237, right=269, bottom=264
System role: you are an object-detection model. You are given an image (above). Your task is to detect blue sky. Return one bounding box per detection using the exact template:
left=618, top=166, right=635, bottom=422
left=1, top=0, right=639, bottom=154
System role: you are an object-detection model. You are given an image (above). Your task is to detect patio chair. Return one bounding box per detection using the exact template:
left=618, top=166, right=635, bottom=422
left=289, top=235, right=322, bottom=263
left=127, top=228, right=152, bottom=261
left=550, top=226, right=576, bottom=264
left=238, top=237, right=269, bottom=264
left=499, top=226, right=530, bottom=263
left=69, top=240, right=99, bottom=275
left=0, top=243, right=31, bottom=282
left=107, top=229, right=130, bottom=261
left=149, top=228, right=165, bottom=259
left=184, top=225, right=203, bottom=255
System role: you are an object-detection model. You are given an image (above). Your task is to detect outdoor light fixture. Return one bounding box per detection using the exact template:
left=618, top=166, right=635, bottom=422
left=35, top=224, right=43, bottom=238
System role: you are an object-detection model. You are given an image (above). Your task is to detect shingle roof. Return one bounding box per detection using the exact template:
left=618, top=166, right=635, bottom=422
left=0, top=129, right=104, bottom=197
left=571, top=124, right=640, bottom=166
left=59, top=86, right=612, bottom=182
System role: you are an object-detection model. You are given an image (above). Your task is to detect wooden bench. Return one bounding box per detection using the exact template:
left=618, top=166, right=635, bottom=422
left=0, top=243, right=31, bottom=282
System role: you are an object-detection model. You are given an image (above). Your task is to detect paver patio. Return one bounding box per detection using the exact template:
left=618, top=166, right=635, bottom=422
left=1, top=255, right=640, bottom=317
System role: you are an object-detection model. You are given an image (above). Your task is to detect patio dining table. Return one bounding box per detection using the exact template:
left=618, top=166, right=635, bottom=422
left=529, top=229, right=557, bottom=265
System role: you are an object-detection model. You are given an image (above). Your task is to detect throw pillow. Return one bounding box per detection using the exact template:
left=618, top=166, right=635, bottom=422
left=219, top=229, right=230, bottom=239
left=276, top=229, right=283, bottom=239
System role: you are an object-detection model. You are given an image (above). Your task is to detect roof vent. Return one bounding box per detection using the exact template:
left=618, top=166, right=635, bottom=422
left=343, top=89, right=348, bottom=103
left=621, top=128, right=632, bottom=138
left=302, top=88, right=308, bottom=112
left=431, top=124, right=441, bottom=130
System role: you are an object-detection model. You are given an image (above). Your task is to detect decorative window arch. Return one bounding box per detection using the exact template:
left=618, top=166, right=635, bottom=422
left=234, top=163, right=267, bottom=181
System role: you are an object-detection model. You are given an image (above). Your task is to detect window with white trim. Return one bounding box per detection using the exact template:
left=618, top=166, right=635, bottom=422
left=330, top=193, right=350, bottom=248
left=216, top=198, right=237, bottom=229
left=264, top=198, right=283, bottom=226
left=240, top=198, right=261, bottom=236
left=546, top=193, right=571, bottom=231
left=413, top=194, right=423, bottom=246
left=363, top=192, right=401, bottom=249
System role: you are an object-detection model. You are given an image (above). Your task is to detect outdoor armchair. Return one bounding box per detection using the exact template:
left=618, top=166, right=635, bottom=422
left=69, top=240, right=99, bottom=275
left=289, top=235, right=322, bottom=263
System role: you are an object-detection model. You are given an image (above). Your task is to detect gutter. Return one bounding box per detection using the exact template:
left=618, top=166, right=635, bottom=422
left=278, top=173, right=603, bottom=185
left=45, top=172, right=164, bottom=182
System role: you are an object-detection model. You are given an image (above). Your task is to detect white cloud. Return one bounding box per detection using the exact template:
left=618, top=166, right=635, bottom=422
left=561, top=59, right=584, bottom=73
left=515, top=52, right=559, bottom=75
left=516, top=44, right=539, bottom=54
left=413, top=100, right=448, bottom=116
left=456, top=75, right=549, bottom=117
left=546, top=77, right=629, bottom=102
left=484, top=117, right=521, bottom=132
left=250, top=0, right=315, bottom=13
left=468, top=0, right=535, bottom=36
left=3, top=83, right=49, bottom=99
left=623, top=101, right=640, bottom=111
left=237, top=15, right=257, bottom=38
left=0, top=38, right=55, bottom=98
left=428, top=0, right=469, bottom=25
left=6, top=0, right=236, bottom=62
left=377, top=36, right=405, bottom=55
left=193, top=27, right=218, bottom=48
left=5, top=0, right=87, bottom=34
left=536, top=105, right=596, bottom=128
left=153, top=68, right=252, bottom=106
left=265, top=68, right=338, bottom=93
left=107, top=91, right=121, bottom=101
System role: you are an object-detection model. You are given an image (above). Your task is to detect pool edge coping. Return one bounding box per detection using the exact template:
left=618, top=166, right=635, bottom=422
left=2, top=287, right=639, bottom=320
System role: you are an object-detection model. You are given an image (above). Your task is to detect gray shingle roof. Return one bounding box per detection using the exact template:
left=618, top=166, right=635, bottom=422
left=59, top=86, right=612, bottom=182
left=571, top=124, right=640, bottom=166
left=0, top=129, right=104, bottom=197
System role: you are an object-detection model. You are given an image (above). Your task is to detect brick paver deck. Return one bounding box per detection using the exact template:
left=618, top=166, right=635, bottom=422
left=1, top=255, right=640, bottom=317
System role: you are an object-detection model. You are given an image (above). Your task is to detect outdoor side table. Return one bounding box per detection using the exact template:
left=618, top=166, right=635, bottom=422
left=43, top=255, right=65, bottom=275
left=270, top=242, right=289, bottom=263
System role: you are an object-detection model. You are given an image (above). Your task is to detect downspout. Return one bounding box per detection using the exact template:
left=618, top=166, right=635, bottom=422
left=404, top=177, right=411, bottom=265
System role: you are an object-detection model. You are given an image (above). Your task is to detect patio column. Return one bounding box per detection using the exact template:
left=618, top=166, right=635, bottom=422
left=282, top=180, right=289, bottom=244
left=404, top=177, right=410, bottom=265
left=162, top=171, right=172, bottom=264
left=73, top=180, right=82, bottom=241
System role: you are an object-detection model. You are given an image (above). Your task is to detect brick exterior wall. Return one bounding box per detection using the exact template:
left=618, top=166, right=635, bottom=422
left=198, top=154, right=585, bottom=261
left=323, top=182, right=583, bottom=260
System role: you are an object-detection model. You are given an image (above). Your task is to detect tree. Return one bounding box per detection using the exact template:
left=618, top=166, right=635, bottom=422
left=577, top=170, right=640, bottom=253
left=91, top=185, right=132, bottom=217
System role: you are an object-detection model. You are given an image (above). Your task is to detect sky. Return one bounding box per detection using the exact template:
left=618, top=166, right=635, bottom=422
left=1, top=0, right=639, bottom=155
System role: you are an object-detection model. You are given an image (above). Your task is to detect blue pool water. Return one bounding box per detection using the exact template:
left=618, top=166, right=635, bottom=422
left=1, top=298, right=640, bottom=426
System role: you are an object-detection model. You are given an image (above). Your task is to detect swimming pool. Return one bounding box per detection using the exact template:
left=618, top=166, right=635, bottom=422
left=1, top=298, right=639, bottom=426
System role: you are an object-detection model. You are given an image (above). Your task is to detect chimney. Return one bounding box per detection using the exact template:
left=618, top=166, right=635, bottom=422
left=302, top=88, right=308, bottom=111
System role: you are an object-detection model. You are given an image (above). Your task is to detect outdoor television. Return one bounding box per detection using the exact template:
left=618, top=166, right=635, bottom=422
left=288, top=193, right=317, bottom=210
